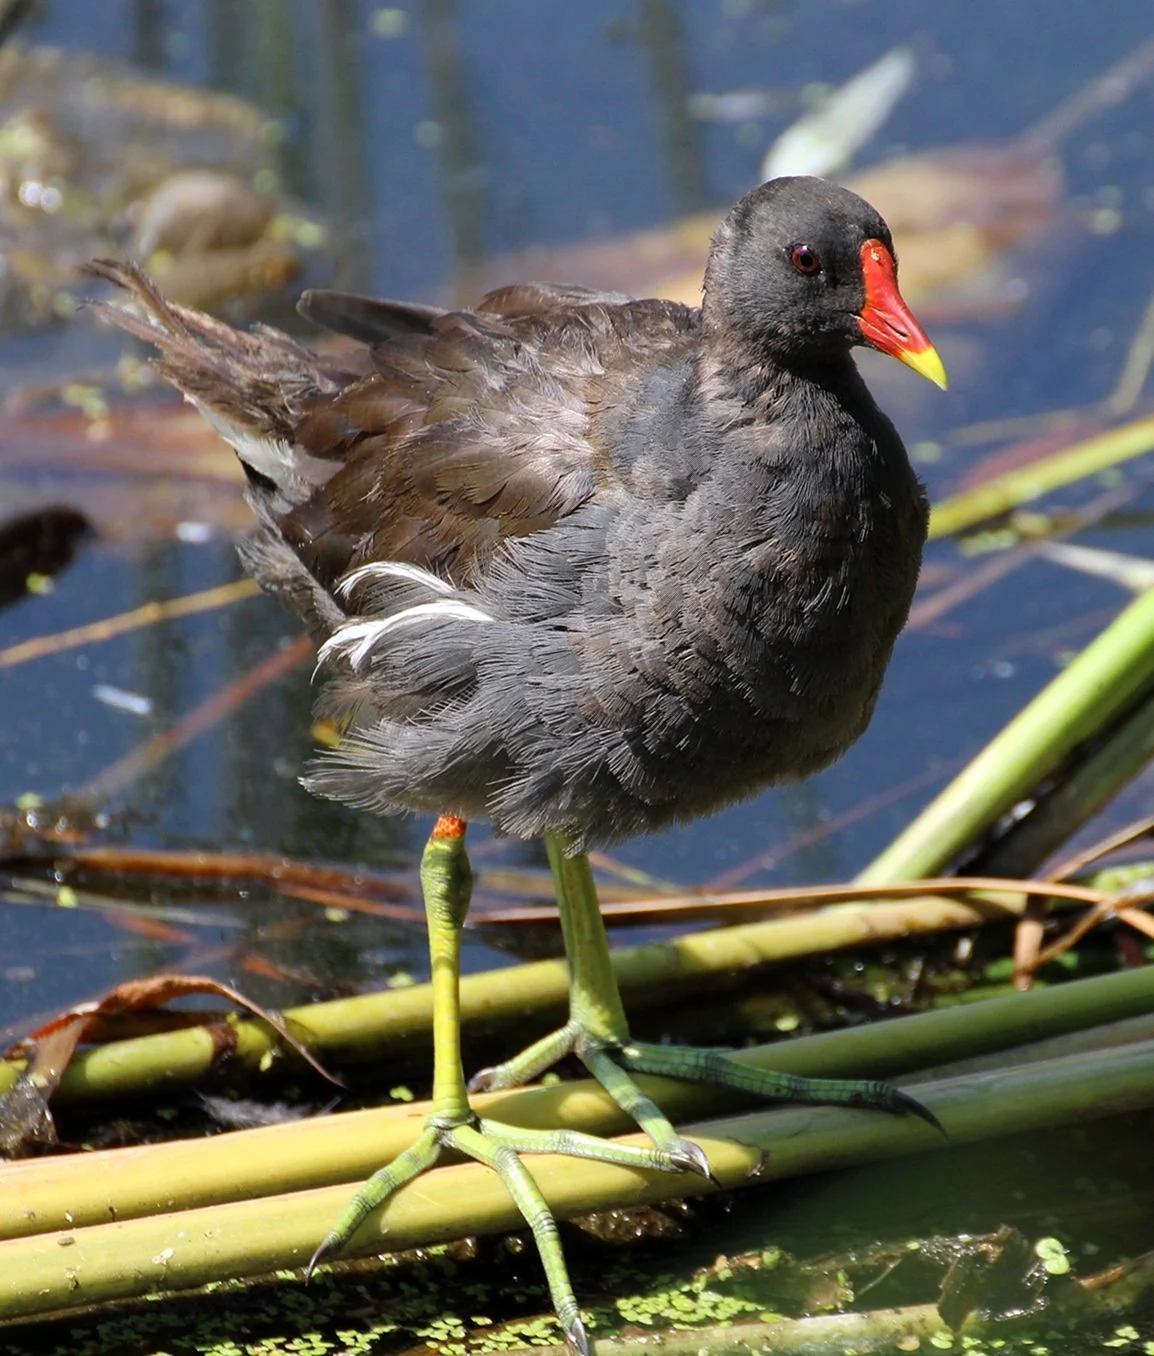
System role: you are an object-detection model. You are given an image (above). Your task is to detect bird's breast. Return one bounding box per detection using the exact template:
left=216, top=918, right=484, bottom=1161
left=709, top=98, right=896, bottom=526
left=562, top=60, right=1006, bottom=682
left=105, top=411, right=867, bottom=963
left=602, top=436, right=926, bottom=790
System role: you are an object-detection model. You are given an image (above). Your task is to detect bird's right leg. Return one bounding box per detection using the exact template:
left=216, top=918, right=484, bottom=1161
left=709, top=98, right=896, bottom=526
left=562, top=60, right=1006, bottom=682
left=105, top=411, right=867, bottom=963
left=309, top=815, right=695, bottom=1356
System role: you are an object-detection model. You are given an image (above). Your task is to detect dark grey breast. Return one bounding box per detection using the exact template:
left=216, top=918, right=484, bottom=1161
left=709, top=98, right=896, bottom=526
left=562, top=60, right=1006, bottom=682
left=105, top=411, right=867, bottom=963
left=88, top=177, right=930, bottom=848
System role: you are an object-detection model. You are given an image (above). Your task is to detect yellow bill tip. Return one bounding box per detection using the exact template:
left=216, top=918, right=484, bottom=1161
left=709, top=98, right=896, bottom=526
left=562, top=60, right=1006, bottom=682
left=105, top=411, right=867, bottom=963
left=897, top=340, right=948, bottom=391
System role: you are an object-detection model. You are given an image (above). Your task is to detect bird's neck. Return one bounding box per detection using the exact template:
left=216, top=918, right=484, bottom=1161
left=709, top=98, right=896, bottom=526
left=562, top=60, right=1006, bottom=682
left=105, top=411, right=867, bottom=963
left=614, top=338, right=898, bottom=507
left=681, top=333, right=916, bottom=523
left=691, top=332, right=872, bottom=423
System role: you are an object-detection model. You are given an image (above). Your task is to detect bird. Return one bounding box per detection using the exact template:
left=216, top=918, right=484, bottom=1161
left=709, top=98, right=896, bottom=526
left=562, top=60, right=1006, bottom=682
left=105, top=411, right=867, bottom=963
left=89, top=174, right=946, bottom=1355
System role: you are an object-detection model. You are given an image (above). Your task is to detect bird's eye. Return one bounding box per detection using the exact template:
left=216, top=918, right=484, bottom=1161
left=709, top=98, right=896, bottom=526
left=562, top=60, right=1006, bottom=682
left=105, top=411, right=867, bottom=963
left=790, top=245, right=822, bottom=276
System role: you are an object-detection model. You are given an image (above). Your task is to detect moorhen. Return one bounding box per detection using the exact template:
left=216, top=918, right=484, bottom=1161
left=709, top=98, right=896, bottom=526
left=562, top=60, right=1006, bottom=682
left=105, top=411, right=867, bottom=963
left=90, top=175, right=946, bottom=1353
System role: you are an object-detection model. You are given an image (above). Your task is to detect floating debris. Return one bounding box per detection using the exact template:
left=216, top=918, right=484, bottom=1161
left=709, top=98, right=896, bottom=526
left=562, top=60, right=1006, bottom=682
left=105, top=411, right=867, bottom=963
left=0, top=505, right=92, bottom=607
left=762, top=45, right=916, bottom=181
left=91, top=684, right=153, bottom=717
left=0, top=43, right=326, bottom=333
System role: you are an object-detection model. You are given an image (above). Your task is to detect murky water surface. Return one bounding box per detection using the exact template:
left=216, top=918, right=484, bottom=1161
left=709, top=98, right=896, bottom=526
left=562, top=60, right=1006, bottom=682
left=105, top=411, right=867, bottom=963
left=2, top=1, right=1153, bottom=1035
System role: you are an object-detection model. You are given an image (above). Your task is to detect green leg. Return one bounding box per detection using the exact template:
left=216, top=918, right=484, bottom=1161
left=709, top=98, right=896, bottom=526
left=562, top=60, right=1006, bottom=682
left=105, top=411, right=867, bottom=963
left=471, top=831, right=942, bottom=1163
left=310, top=818, right=698, bottom=1356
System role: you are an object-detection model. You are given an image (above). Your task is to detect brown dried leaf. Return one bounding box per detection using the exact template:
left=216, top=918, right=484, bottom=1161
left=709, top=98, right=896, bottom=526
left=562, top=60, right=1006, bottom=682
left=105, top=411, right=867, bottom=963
left=0, top=972, right=341, bottom=1158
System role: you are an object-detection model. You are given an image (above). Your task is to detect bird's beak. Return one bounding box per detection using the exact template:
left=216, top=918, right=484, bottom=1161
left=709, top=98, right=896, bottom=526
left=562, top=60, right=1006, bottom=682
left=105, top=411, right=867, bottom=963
left=857, top=240, right=948, bottom=390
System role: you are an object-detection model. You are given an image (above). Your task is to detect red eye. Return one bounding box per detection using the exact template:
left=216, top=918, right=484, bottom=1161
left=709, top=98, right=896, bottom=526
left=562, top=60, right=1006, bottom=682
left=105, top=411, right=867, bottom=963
left=790, top=245, right=822, bottom=275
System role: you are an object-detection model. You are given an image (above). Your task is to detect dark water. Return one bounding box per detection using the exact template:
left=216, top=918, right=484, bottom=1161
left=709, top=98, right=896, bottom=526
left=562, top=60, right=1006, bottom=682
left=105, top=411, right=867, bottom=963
left=3, top=0, right=1154, bottom=1027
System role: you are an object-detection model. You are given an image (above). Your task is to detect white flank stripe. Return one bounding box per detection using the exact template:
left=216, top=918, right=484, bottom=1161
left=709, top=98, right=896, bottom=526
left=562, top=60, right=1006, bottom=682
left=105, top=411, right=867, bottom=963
left=318, top=599, right=494, bottom=670
left=337, top=560, right=456, bottom=598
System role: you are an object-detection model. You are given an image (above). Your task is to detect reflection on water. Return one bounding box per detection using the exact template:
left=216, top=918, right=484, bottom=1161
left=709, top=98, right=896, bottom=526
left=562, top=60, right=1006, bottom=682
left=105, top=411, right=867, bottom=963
left=3, top=0, right=1154, bottom=1021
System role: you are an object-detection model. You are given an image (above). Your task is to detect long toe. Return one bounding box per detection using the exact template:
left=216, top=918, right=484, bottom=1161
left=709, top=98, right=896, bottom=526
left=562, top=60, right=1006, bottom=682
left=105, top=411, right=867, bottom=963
left=619, top=1040, right=946, bottom=1134
left=467, top=1023, right=581, bottom=1094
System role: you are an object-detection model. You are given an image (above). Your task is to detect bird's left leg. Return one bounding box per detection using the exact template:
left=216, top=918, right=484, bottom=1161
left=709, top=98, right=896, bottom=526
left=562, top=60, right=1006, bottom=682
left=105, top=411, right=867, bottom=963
left=471, top=831, right=940, bottom=1165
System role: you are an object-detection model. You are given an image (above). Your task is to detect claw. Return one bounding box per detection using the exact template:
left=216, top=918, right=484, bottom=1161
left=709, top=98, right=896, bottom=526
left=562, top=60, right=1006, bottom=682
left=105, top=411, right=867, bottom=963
left=842, top=1078, right=945, bottom=1136
left=467, top=1065, right=496, bottom=1093
left=304, top=1234, right=335, bottom=1282
left=562, top=1309, right=590, bottom=1356
left=669, top=1137, right=716, bottom=1183
left=889, top=1087, right=946, bottom=1136
left=847, top=1080, right=945, bottom=1135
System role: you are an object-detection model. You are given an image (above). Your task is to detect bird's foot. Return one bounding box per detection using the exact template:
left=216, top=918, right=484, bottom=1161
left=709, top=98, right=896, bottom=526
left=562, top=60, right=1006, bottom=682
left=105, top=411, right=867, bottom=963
left=306, top=1107, right=706, bottom=1356
left=472, top=1024, right=942, bottom=1164
left=470, top=1022, right=712, bottom=1177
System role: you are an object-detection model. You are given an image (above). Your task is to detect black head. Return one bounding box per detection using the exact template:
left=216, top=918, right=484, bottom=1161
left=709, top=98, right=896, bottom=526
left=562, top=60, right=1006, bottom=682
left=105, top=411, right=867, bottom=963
left=703, top=176, right=945, bottom=386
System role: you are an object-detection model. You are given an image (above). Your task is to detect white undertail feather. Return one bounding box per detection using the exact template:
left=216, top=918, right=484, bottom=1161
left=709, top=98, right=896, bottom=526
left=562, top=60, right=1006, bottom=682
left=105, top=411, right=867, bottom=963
left=318, top=600, right=495, bottom=672
left=336, top=561, right=457, bottom=598
left=188, top=396, right=297, bottom=488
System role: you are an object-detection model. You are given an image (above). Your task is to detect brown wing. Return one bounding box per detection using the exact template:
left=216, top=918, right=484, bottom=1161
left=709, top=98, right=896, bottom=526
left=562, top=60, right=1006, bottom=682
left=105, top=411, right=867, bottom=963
left=85, top=258, right=699, bottom=595
left=297, top=281, right=636, bottom=343
left=284, top=287, right=700, bottom=588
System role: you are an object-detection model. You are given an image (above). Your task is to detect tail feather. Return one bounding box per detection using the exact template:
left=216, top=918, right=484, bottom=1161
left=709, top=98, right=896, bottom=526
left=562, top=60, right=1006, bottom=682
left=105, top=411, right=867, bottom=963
left=86, top=259, right=333, bottom=501
left=236, top=496, right=349, bottom=639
